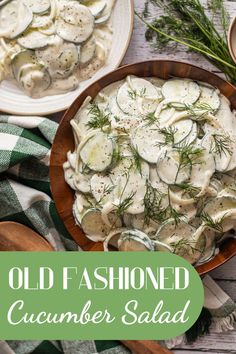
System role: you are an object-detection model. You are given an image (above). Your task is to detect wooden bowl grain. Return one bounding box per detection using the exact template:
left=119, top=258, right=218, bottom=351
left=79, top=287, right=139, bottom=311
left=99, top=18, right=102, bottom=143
left=50, top=60, right=236, bottom=274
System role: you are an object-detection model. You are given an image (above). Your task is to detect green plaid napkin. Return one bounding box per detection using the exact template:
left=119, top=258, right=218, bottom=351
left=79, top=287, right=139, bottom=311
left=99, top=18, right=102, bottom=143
left=0, top=115, right=235, bottom=354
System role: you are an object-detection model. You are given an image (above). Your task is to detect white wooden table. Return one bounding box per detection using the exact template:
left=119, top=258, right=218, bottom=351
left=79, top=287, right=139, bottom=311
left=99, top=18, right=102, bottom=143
left=123, top=1, right=236, bottom=353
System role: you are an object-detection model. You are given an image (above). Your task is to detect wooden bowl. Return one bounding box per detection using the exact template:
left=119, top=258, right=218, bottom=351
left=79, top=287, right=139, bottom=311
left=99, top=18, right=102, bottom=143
left=50, top=60, right=236, bottom=274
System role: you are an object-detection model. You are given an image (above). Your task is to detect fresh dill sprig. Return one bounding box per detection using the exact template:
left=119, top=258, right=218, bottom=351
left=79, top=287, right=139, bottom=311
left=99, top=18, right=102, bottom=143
left=171, top=182, right=200, bottom=198
left=87, top=103, right=111, bottom=131
left=137, top=0, right=236, bottom=85
left=128, top=87, right=147, bottom=100
left=129, top=145, right=143, bottom=175
left=170, top=238, right=202, bottom=255
left=111, top=146, right=123, bottom=165
left=210, top=133, right=233, bottom=157
left=103, top=184, right=115, bottom=195
left=96, top=184, right=115, bottom=207
left=157, top=126, right=177, bottom=145
left=144, top=181, right=183, bottom=225
left=167, top=102, right=214, bottom=119
left=176, top=144, right=204, bottom=174
left=128, top=89, right=137, bottom=100
left=81, top=162, right=91, bottom=174
left=115, top=191, right=135, bottom=216
left=144, top=180, right=164, bottom=224
left=143, top=112, right=158, bottom=126
left=201, top=212, right=224, bottom=233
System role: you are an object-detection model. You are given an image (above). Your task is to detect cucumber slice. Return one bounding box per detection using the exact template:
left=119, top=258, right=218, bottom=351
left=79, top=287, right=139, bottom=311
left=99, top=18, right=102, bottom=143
left=172, top=119, right=193, bottom=145
left=11, top=49, right=36, bottom=80
left=157, top=147, right=191, bottom=184
left=131, top=123, right=164, bottom=163
left=18, top=63, right=51, bottom=98
left=197, top=84, right=220, bottom=111
left=162, top=79, right=200, bottom=104
left=90, top=174, right=114, bottom=203
left=73, top=165, right=93, bottom=194
left=17, top=30, right=55, bottom=49
left=197, top=228, right=216, bottom=265
left=36, top=42, right=79, bottom=79
left=86, top=0, right=107, bottom=17
left=119, top=230, right=155, bottom=251
left=0, top=1, right=33, bottom=39
left=156, top=220, right=204, bottom=264
left=190, top=144, right=215, bottom=195
left=80, top=36, right=96, bottom=66
left=71, top=97, right=93, bottom=140
left=202, top=133, right=231, bottom=172
left=203, top=195, right=236, bottom=219
left=81, top=208, right=111, bottom=241
left=31, top=14, right=53, bottom=29
left=80, top=132, right=114, bottom=172
left=116, top=76, right=160, bottom=115
left=24, top=0, right=50, bottom=14
left=56, top=3, right=94, bottom=43
left=110, top=157, right=149, bottom=215
left=184, top=122, right=197, bottom=145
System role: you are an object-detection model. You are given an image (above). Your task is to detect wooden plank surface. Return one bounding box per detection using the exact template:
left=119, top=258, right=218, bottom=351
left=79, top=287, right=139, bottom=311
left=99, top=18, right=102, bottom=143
left=129, top=0, right=236, bottom=352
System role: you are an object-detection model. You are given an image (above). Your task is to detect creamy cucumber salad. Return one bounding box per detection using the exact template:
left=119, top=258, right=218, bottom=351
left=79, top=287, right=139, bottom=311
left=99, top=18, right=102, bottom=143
left=0, top=0, right=115, bottom=98
left=64, top=75, right=236, bottom=264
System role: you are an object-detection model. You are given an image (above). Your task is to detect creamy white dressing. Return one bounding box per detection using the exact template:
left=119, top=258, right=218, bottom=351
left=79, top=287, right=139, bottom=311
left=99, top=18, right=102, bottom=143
left=0, top=0, right=115, bottom=97
left=64, top=75, right=236, bottom=265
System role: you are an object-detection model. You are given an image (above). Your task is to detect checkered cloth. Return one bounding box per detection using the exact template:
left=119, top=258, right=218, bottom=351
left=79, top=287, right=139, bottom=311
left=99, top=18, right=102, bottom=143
left=0, top=116, right=235, bottom=354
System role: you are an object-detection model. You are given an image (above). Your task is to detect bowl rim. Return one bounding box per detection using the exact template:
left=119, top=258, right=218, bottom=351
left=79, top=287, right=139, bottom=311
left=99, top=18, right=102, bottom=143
left=228, top=16, right=236, bottom=65
left=50, top=59, right=236, bottom=275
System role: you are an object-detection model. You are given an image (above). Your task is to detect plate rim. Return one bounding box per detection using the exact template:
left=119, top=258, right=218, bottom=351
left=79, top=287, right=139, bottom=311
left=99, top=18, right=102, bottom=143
left=0, top=0, right=134, bottom=116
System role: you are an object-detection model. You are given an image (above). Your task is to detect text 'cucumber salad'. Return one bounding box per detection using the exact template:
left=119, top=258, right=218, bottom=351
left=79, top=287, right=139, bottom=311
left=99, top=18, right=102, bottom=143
left=64, top=75, right=236, bottom=265
left=0, top=0, right=115, bottom=98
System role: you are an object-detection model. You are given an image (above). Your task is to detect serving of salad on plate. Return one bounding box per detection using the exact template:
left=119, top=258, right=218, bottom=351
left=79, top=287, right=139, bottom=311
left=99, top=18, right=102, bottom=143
left=0, top=0, right=116, bottom=98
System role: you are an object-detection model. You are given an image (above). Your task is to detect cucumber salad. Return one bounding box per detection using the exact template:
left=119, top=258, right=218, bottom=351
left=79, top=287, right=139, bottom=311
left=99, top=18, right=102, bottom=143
left=64, top=75, right=236, bottom=265
left=0, top=0, right=115, bottom=98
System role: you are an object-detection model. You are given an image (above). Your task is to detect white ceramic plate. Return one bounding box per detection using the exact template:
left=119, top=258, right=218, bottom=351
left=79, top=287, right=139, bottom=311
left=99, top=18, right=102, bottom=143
left=0, top=0, right=134, bottom=115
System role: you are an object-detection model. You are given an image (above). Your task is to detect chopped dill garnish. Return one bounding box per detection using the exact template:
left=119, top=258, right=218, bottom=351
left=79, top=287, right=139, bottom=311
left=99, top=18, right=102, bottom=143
left=143, top=112, right=158, bottom=126
left=128, top=87, right=147, bottom=100
left=103, top=184, right=115, bottom=195
left=158, top=126, right=177, bottom=145
left=129, top=145, right=143, bottom=175
left=144, top=181, right=183, bottom=225
left=210, top=133, right=233, bottom=157
left=112, top=146, right=123, bottom=165
left=167, top=102, right=214, bottom=117
left=171, top=182, right=200, bottom=198
left=201, top=212, right=224, bottom=233
left=81, top=162, right=91, bottom=174
left=128, top=89, right=137, bottom=100
left=115, top=191, right=135, bottom=216
left=112, top=172, right=135, bottom=216
left=144, top=180, right=164, bottom=224
left=140, top=87, right=147, bottom=96
left=87, top=103, right=111, bottom=131
left=176, top=144, right=204, bottom=174
left=170, top=238, right=202, bottom=255
left=96, top=184, right=115, bottom=208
